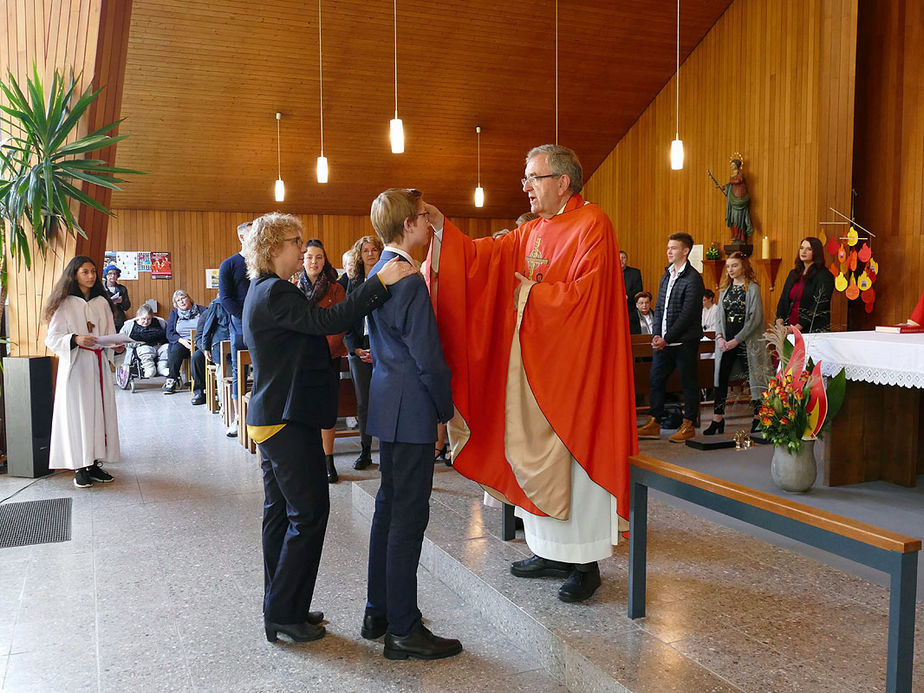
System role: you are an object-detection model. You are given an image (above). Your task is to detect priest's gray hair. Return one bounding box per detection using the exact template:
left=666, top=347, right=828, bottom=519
left=244, top=212, right=303, bottom=279
left=526, top=144, right=583, bottom=194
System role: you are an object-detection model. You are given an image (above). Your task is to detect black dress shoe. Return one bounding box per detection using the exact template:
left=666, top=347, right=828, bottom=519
left=353, top=453, right=372, bottom=470
left=383, top=621, right=462, bottom=660
left=558, top=562, right=601, bottom=603
left=510, top=555, right=574, bottom=578
left=307, top=611, right=324, bottom=625
left=326, top=454, right=338, bottom=484
left=361, top=613, right=388, bottom=640
left=265, top=620, right=325, bottom=643
left=191, top=392, right=206, bottom=406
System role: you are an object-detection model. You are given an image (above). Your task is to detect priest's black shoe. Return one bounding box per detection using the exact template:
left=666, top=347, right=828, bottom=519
left=510, top=554, right=574, bottom=578
left=383, top=621, right=462, bottom=660
left=361, top=613, right=388, bottom=640
left=265, top=620, right=325, bottom=643
left=558, top=562, right=601, bottom=603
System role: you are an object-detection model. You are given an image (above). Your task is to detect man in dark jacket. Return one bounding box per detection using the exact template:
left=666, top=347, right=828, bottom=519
left=638, top=232, right=704, bottom=442
left=189, top=299, right=232, bottom=405
left=621, top=250, right=643, bottom=334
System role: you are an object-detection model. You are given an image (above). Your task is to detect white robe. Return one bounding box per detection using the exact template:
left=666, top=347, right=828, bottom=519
left=46, top=295, right=121, bottom=470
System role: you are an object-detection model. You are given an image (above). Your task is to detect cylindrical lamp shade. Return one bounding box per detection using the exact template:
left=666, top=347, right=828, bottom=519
left=390, top=118, right=405, bottom=154
left=274, top=178, right=285, bottom=202
left=316, top=156, right=329, bottom=184
left=474, top=186, right=485, bottom=208
left=670, top=139, right=684, bottom=170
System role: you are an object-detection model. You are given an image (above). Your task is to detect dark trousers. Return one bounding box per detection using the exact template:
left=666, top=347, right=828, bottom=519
left=348, top=354, right=373, bottom=448
left=259, top=422, right=329, bottom=625
left=365, top=441, right=434, bottom=636
left=714, top=343, right=748, bottom=416
left=189, top=349, right=207, bottom=396
left=230, top=315, right=245, bottom=398
left=166, top=342, right=191, bottom=380
left=649, top=341, right=700, bottom=422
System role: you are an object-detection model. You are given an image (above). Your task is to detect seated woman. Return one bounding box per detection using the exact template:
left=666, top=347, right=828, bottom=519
left=120, top=304, right=169, bottom=377
left=298, top=239, right=347, bottom=483
left=165, top=289, right=206, bottom=394
left=775, top=237, right=834, bottom=333
left=704, top=252, right=769, bottom=435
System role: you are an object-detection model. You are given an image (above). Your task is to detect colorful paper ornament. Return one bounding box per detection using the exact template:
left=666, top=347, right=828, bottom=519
left=858, top=244, right=871, bottom=262
left=867, top=257, right=878, bottom=274
left=818, top=229, right=827, bottom=244
left=826, top=235, right=841, bottom=255
left=834, top=273, right=848, bottom=292
left=848, top=249, right=858, bottom=271
left=861, top=286, right=875, bottom=303
left=865, top=300, right=875, bottom=314
left=846, top=274, right=860, bottom=300
left=829, top=261, right=839, bottom=277
left=847, top=226, right=859, bottom=246
left=838, top=245, right=847, bottom=263
left=857, top=271, right=872, bottom=291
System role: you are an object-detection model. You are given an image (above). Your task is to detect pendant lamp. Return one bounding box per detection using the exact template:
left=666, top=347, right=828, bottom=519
left=316, top=0, right=329, bottom=183
left=670, top=0, right=684, bottom=170
left=474, top=126, right=485, bottom=208
left=274, top=112, right=285, bottom=201
left=389, top=0, right=404, bottom=153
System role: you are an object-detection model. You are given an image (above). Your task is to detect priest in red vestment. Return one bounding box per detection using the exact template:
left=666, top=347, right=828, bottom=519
left=423, top=145, right=637, bottom=603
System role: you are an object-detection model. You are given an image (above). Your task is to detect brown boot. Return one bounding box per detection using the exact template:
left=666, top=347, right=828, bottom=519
left=637, top=416, right=660, bottom=439
left=669, top=418, right=696, bottom=443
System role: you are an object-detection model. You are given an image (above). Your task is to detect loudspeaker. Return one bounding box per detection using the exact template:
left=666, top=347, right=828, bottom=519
left=2, top=356, right=54, bottom=478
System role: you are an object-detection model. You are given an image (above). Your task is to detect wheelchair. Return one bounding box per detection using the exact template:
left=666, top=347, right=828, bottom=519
left=115, top=342, right=171, bottom=393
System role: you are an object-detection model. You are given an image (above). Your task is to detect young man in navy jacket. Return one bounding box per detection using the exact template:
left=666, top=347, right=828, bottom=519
left=362, top=188, right=461, bottom=661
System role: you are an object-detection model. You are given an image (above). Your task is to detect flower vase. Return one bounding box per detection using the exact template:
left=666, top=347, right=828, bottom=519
left=770, top=439, right=817, bottom=493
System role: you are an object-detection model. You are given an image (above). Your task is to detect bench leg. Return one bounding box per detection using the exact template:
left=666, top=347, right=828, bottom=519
left=886, top=551, right=917, bottom=693
left=501, top=503, right=516, bottom=541
left=627, top=479, right=648, bottom=619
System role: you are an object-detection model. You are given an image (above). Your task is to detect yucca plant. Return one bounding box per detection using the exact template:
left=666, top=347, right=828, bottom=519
left=0, top=64, right=141, bottom=270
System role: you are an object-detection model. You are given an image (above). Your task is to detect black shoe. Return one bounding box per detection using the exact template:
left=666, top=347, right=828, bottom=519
left=383, top=621, right=462, bottom=660
left=751, top=418, right=761, bottom=434
left=265, top=620, right=325, bottom=643
left=306, top=611, right=323, bottom=625
left=434, top=442, right=448, bottom=461
left=558, top=563, right=601, bottom=603
left=86, top=462, right=114, bottom=483
left=361, top=613, right=388, bottom=639
left=510, top=555, right=574, bottom=578
left=191, top=392, right=206, bottom=406
left=703, top=419, right=725, bottom=436
left=353, top=442, right=372, bottom=470
left=326, top=455, right=338, bottom=484
left=74, top=468, right=93, bottom=488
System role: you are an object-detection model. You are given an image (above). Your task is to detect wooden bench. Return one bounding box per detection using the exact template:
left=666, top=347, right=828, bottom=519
left=236, top=349, right=255, bottom=454
left=218, top=340, right=233, bottom=426
left=628, top=454, right=920, bottom=693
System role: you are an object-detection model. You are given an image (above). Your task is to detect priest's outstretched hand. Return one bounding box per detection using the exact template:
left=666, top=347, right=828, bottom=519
left=423, top=202, right=444, bottom=230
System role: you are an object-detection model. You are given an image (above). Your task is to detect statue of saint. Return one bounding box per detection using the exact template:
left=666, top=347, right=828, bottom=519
left=709, top=153, right=753, bottom=243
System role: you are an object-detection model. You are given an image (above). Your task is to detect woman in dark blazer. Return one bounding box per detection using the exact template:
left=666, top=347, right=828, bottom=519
left=242, top=212, right=413, bottom=644
left=338, top=234, right=383, bottom=469
left=775, top=237, right=835, bottom=333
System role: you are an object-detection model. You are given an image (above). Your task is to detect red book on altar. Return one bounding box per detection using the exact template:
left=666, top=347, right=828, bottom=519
left=875, top=324, right=924, bottom=334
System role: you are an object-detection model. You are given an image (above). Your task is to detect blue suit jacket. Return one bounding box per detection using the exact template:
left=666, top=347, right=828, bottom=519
left=366, top=251, right=453, bottom=444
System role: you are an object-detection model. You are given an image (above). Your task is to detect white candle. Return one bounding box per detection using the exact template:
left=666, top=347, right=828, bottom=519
left=762, top=235, right=771, bottom=258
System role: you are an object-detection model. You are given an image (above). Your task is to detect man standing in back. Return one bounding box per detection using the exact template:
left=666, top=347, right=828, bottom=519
left=218, top=221, right=252, bottom=437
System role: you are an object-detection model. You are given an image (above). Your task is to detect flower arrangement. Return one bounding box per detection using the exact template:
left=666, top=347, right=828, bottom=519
left=758, top=325, right=846, bottom=453
left=705, top=242, right=721, bottom=260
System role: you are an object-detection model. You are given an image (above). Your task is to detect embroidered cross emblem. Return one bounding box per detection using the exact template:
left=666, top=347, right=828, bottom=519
left=524, top=237, right=550, bottom=280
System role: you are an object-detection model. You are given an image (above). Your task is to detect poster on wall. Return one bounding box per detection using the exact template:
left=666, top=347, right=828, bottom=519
left=115, top=251, right=139, bottom=280
left=205, top=269, right=219, bottom=290
left=151, top=252, right=172, bottom=280
left=137, top=252, right=151, bottom=272
left=104, top=250, right=117, bottom=268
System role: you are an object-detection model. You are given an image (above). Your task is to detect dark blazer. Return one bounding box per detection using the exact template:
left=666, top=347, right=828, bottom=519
left=775, top=267, right=835, bottom=333
left=366, top=251, right=453, bottom=444
left=340, top=272, right=370, bottom=353
left=243, top=273, right=389, bottom=428
left=166, top=304, right=208, bottom=344
left=652, top=262, right=705, bottom=343
left=623, top=265, right=643, bottom=335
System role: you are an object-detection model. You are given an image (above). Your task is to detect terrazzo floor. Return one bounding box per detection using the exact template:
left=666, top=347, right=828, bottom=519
left=1, top=386, right=922, bottom=691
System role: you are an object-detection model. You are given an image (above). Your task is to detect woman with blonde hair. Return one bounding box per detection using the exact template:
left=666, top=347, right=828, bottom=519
left=704, top=252, right=769, bottom=435
left=338, top=234, right=384, bottom=469
left=242, top=212, right=413, bottom=644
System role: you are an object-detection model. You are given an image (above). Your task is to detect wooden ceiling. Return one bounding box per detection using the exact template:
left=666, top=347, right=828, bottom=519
left=111, top=0, right=732, bottom=219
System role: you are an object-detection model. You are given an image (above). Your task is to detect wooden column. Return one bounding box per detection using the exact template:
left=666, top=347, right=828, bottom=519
left=0, top=0, right=133, bottom=356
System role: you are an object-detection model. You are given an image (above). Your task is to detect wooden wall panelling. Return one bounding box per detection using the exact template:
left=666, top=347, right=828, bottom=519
left=583, top=0, right=858, bottom=332
left=106, top=211, right=516, bottom=318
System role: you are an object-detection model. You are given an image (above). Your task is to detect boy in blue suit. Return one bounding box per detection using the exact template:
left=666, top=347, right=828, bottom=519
left=362, top=188, right=461, bottom=661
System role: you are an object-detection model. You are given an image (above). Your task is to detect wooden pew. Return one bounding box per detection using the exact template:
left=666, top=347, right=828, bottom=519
left=236, top=349, right=255, bottom=454
left=628, top=454, right=920, bottom=693
left=218, top=340, right=233, bottom=426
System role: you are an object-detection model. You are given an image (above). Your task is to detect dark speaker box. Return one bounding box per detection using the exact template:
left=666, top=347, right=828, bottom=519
left=2, top=356, right=54, bottom=478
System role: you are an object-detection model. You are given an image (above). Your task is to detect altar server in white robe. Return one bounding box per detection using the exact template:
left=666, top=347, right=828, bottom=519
left=44, top=256, right=125, bottom=488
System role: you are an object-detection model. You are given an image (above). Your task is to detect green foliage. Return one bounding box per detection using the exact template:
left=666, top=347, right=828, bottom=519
left=822, top=368, right=847, bottom=429
left=0, top=64, right=142, bottom=269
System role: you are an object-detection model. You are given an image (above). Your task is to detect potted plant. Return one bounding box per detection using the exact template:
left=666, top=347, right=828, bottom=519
left=758, top=326, right=846, bottom=492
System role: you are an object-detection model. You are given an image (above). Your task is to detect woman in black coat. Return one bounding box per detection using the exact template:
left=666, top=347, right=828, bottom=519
left=775, top=236, right=835, bottom=333
left=242, top=213, right=413, bottom=644
left=103, top=264, right=131, bottom=331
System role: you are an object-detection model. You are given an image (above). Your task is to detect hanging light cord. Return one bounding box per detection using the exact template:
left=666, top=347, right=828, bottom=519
left=555, top=0, right=559, bottom=145
left=276, top=113, right=282, bottom=179
left=477, top=127, right=481, bottom=186
left=318, top=0, right=324, bottom=156
left=393, top=0, right=398, bottom=118
left=675, top=0, right=680, bottom=138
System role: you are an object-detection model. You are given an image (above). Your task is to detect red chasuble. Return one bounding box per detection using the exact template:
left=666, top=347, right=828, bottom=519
left=428, top=194, right=638, bottom=521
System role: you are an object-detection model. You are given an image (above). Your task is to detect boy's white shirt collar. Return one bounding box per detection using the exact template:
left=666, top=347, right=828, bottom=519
left=383, top=245, right=418, bottom=268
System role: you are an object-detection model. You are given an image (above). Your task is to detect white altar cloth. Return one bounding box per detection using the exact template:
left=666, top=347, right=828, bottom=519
left=800, top=331, right=924, bottom=389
